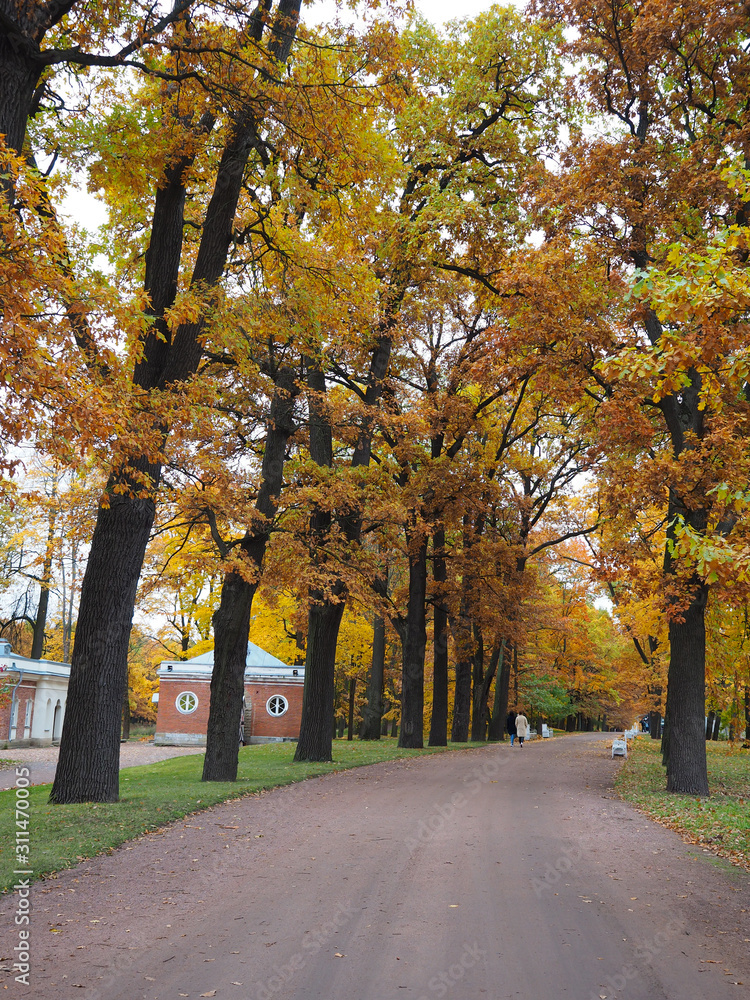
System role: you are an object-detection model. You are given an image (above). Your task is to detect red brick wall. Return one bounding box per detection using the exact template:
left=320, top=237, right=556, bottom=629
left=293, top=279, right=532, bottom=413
left=155, top=678, right=212, bottom=737
left=247, top=681, right=303, bottom=739
left=155, top=675, right=305, bottom=742
left=0, top=681, right=37, bottom=741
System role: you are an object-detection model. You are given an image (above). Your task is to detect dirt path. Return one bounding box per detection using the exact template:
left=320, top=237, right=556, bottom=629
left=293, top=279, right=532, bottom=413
left=2, top=733, right=748, bottom=1000
left=0, top=744, right=205, bottom=790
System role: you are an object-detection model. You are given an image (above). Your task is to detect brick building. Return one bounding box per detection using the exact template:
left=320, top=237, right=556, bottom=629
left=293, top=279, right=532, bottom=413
left=0, top=639, right=70, bottom=747
left=154, top=642, right=304, bottom=746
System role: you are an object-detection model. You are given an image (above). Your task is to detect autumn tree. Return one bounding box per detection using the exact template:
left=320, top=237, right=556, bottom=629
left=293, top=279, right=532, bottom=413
left=533, top=0, right=750, bottom=793
left=291, top=6, right=567, bottom=759
left=46, top=0, right=305, bottom=803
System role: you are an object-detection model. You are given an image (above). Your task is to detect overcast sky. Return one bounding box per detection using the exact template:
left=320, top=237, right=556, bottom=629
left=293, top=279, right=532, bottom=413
left=309, top=0, right=500, bottom=27
left=416, top=0, right=496, bottom=20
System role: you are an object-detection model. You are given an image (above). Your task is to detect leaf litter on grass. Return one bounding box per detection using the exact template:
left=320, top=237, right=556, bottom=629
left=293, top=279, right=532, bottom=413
left=615, top=738, right=750, bottom=872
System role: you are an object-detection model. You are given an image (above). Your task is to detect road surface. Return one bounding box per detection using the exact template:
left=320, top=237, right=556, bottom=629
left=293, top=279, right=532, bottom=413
left=1, top=733, right=748, bottom=999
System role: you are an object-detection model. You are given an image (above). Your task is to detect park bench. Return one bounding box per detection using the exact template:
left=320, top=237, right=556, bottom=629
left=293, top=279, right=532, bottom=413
left=541, top=724, right=552, bottom=738
left=611, top=738, right=627, bottom=758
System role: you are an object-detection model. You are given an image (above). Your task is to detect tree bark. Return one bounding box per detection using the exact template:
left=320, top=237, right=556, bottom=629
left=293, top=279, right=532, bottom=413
left=473, top=637, right=500, bottom=742
left=429, top=526, right=449, bottom=747
left=121, top=684, right=130, bottom=742
left=649, top=710, right=662, bottom=741
left=294, top=595, right=346, bottom=761
left=398, top=530, right=427, bottom=749
left=347, top=676, right=356, bottom=740
left=665, top=580, right=710, bottom=795
left=471, top=626, right=492, bottom=742
left=0, top=21, right=42, bottom=162
left=360, top=615, right=385, bottom=740
left=202, top=564, right=256, bottom=780
left=450, top=591, right=473, bottom=743
left=705, top=711, right=714, bottom=741
left=31, top=501, right=56, bottom=660
left=51, top=493, right=155, bottom=802
left=294, top=363, right=345, bottom=763
left=487, top=639, right=508, bottom=741
left=203, top=366, right=298, bottom=781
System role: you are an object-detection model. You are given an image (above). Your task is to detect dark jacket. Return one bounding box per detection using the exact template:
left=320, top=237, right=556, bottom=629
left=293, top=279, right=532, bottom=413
left=506, top=711, right=517, bottom=735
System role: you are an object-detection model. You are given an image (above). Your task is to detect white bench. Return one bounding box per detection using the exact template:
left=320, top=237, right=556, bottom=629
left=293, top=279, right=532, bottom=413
left=542, top=724, right=552, bottom=738
left=611, top=738, right=627, bottom=758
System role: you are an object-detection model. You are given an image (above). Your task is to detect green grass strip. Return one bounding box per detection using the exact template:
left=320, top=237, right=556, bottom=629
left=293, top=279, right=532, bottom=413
left=615, top=737, right=750, bottom=870
left=0, top=738, right=485, bottom=891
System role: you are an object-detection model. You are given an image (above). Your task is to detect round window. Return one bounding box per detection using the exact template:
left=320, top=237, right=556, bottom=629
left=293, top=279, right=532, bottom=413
left=176, top=691, right=198, bottom=714
left=266, top=694, right=288, bottom=717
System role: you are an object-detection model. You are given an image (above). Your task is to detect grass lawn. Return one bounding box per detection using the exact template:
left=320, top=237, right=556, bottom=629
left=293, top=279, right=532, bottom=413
left=0, top=738, right=483, bottom=892
left=615, top=737, right=750, bottom=871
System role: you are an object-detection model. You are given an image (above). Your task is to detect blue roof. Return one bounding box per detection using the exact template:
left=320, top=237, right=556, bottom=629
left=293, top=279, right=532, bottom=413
left=186, top=641, right=290, bottom=669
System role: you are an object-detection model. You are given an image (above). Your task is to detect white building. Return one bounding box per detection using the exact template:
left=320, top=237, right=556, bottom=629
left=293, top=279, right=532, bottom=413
left=0, top=639, right=71, bottom=747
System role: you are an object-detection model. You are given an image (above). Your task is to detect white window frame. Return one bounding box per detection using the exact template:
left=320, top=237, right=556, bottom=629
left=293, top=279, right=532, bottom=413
left=266, top=694, right=288, bottom=717
left=175, top=691, right=199, bottom=715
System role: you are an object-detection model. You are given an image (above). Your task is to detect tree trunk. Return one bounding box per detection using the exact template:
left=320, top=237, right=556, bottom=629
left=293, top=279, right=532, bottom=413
left=294, top=362, right=347, bottom=763
left=49, top=0, right=302, bottom=805
left=665, top=581, right=710, bottom=795
left=202, top=366, right=298, bottom=781
left=202, top=568, right=256, bottom=781
left=712, top=714, right=721, bottom=741
left=50, top=494, right=155, bottom=802
left=450, top=598, right=472, bottom=742
left=451, top=653, right=472, bottom=742
left=361, top=615, right=385, bottom=740
left=705, top=711, right=714, bottom=741
left=121, top=684, right=130, bottom=742
left=399, top=532, right=427, bottom=749
left=381, top=700, right=390, bottom=737
left=649, top=710, right=662, bottom=741
left=471, top=629, right=498, bottom=742
left=487, top=639, right=508, bottom=741
left=0, top=38, right=41, bottom=163
left=31, top=503, right=56, bottom=660
left=429, top=526, right=449, bottom=747
left=294, top=596, right=346, bottom=761
left=347, top=676, right=356, bottom=740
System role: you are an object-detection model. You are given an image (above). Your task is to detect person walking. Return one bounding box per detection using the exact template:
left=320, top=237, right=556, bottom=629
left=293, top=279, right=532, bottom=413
left=506, top=709, right=517, bottom=746
left=515, top=710, right=529, bottom=748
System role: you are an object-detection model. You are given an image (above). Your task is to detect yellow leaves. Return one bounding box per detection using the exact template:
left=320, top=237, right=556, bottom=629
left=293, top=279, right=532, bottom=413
left=163, top=289, right=208, bottom=333
left=668, top=517, right=750, bottom=590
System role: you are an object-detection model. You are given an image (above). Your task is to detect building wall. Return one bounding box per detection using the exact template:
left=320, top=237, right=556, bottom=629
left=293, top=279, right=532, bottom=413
left=247, top=681, right=303, bottom=742
left=154, top=678, right=212, bottom=745
left=29, top=679, right=69, bottom=745
left=155, top=675, right=304, bottom=745
left=0, top=681, right=37, bottom=744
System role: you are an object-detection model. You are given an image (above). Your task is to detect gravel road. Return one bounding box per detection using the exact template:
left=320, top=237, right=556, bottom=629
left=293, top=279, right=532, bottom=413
left=1, top=733, right=748, bottom=1000
left=0, top=744, right=205, bottom=790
